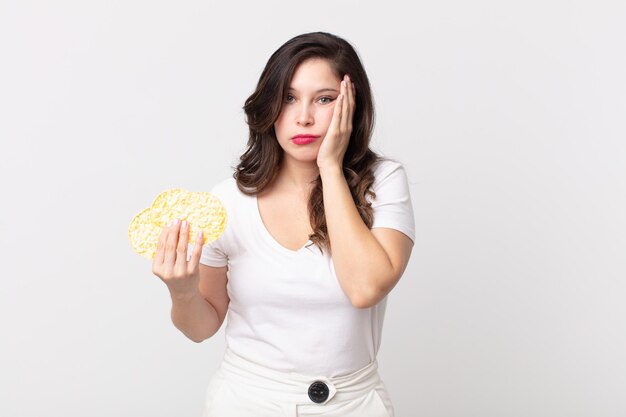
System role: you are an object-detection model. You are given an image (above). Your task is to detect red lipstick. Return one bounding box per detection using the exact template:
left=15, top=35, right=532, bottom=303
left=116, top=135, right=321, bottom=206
left=292, top=134, right=320, bottom=145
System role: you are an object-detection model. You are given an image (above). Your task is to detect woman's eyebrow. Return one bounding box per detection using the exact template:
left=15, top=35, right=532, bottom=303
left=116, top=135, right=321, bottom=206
left=288, top=87, right=339, bottom=94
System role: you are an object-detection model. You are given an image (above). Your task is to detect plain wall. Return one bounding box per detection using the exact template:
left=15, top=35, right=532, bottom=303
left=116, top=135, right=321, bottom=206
left=1, top=1, right=625, bottom=416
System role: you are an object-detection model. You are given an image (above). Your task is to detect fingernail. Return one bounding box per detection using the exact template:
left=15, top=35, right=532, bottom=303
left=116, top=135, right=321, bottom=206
left=181, top=220, right=187, bottom=229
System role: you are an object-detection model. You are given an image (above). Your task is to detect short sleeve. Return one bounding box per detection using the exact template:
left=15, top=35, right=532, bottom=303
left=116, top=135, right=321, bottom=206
left=187, top=181, right=229, bottom=267
left=194, top=238, right=228, bottom=267
left=369, top=160, right=416, bottom=243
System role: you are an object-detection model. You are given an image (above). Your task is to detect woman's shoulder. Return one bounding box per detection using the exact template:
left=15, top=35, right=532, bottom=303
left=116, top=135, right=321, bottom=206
left=210, top=175, right=237, bottom=195
left=207, top=175, right=245, bottom=211
left=371, top=156, right=407, bottom=181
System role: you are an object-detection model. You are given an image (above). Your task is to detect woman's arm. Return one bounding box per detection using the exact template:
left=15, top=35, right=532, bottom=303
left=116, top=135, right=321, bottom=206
left=153, top=220, right=229, bottom=342
left=170, top=264, right=229, bottom=342
left=317, top=76, right=413, bottom=308
left=320, top=166, right=413, bottom=308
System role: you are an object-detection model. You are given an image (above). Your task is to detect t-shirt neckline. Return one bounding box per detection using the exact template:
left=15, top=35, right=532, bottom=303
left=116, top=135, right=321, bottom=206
left=252, top=193, right=313, bottom=255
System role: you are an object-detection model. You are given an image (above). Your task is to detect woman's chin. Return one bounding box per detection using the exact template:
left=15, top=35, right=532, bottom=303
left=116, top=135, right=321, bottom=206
left=283, top=154, right=319, bottom=166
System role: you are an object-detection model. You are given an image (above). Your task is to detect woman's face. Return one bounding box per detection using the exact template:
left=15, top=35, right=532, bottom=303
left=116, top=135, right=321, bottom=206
left=273, top=58, right=342, bottom=165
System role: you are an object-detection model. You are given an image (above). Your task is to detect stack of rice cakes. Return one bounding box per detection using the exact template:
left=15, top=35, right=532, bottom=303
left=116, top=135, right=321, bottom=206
left=128, top=189, right=227, bottom=259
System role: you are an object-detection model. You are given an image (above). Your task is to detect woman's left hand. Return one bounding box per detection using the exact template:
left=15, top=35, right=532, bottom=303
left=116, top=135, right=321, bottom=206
left=316, top=74, right=355, bottom=171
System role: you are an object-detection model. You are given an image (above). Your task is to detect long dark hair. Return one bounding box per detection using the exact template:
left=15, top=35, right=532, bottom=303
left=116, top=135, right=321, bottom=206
left=235, top=32, right=383, bottom=255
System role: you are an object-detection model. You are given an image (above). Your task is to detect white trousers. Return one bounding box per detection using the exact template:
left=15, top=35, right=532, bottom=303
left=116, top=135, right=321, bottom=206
left=202, top=348, right=395, bottom=417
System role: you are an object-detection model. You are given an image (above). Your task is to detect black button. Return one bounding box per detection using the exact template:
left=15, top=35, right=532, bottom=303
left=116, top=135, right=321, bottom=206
left=308, top=380, right=329, bottom=403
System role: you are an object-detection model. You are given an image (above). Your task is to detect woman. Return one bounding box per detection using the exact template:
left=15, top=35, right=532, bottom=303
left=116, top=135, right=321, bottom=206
left=152, top=32, right=415, bottom=417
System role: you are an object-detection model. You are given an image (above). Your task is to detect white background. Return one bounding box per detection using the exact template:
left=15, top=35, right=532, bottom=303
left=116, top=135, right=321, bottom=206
left=1, top=1, right=625, bottom=416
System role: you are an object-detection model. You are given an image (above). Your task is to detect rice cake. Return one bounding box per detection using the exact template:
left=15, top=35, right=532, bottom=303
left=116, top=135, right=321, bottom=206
left=129, top=188, right=227, bottom=259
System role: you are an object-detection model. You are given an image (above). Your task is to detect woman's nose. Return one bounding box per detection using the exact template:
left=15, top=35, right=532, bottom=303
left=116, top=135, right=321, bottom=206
left=296, top=104, right=314, bottom=126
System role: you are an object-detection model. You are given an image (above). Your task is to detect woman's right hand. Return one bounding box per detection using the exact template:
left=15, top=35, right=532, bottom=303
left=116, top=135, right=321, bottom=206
left=152, top=219, right=204, bottom=301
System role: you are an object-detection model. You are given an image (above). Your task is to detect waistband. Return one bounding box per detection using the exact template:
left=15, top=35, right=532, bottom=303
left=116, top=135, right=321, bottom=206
left=217, top=347, right=381, bottom=406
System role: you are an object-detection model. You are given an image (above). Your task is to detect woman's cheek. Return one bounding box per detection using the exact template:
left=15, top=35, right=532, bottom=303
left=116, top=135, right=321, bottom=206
left=273, top=111, right=290, bottom=140
left=321, top=106, right=335, bottom=128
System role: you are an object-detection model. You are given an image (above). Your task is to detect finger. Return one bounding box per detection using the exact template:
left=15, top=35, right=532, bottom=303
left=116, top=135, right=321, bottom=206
left=163, top=219, right=180, bottom=267
left=330, top=92, right=343, bottom=134
left=188, top=230, right=204, bottom=274
left=153, top=223, right=169, bottom=265
left=174, top=220, right=189, bottom=273
left=340, top=78, right=350, bottom=132
left=347, top=76, right=355, bottom=128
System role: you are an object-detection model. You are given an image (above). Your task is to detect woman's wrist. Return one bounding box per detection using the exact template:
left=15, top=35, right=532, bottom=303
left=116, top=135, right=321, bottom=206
left=318, top=163, right=343, bottom=179
left=168, top=286, right=201, bottom=303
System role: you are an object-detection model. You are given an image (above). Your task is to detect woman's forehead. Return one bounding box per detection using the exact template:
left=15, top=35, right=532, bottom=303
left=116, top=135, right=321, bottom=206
left=289, top=59, right=340, bottom=90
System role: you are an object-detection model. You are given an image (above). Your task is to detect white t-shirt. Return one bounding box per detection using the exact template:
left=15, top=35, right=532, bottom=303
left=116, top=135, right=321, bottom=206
left=188, top=158, right=415, bottom=377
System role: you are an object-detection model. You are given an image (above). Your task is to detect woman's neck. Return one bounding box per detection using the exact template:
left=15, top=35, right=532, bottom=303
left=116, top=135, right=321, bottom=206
left=274, top=158, right=319, bottom=194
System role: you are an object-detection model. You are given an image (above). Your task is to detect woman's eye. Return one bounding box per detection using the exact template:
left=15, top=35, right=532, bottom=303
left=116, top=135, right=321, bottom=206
left=285, top=95, right=295, bottom=103
left=319, top=96, right=333, bottom=104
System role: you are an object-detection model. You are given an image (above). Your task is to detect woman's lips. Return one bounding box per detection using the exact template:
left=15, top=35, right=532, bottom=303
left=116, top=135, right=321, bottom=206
left=292, top=135, right=319, bottom=145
